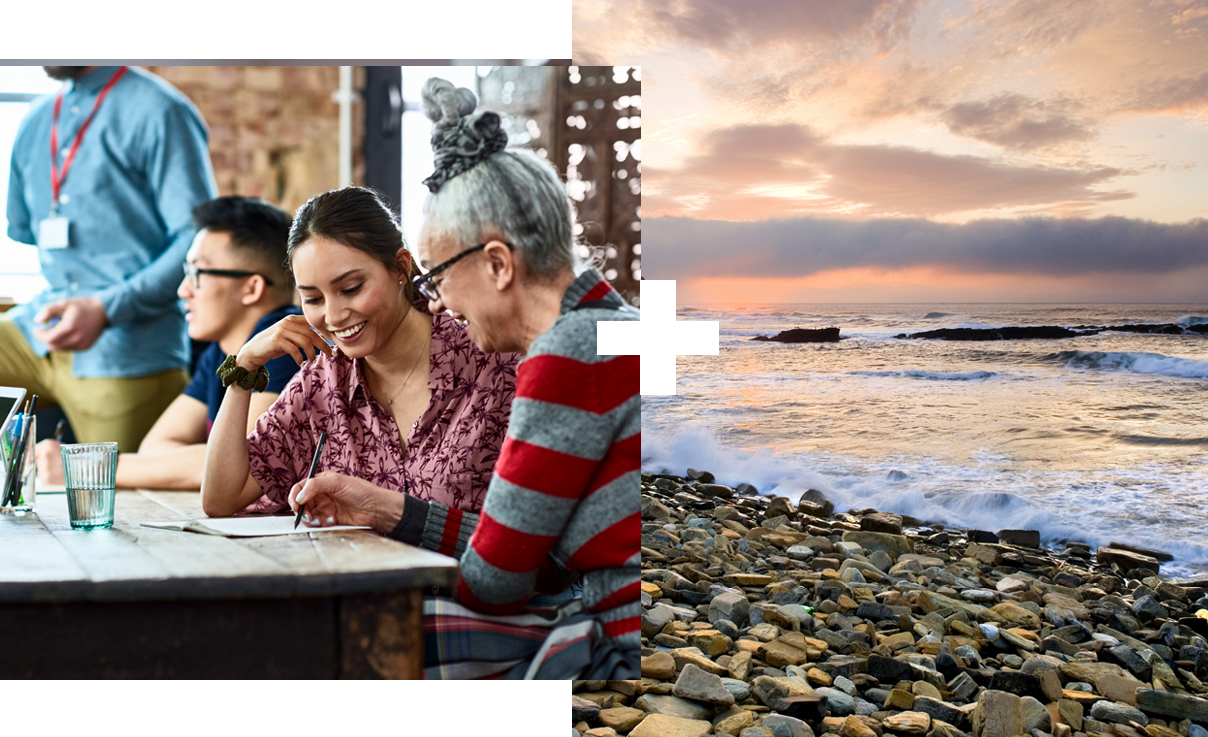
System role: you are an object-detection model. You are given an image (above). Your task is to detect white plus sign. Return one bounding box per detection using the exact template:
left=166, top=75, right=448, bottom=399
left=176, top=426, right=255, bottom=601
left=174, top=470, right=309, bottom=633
left=597, top=280, right=719, bottom=395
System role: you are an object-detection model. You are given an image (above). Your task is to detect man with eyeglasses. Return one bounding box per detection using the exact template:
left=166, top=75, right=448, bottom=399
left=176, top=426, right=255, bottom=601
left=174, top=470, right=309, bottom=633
left=36, top=196, right=302, bottom=489
left=2, top=65, right=217, bottom=452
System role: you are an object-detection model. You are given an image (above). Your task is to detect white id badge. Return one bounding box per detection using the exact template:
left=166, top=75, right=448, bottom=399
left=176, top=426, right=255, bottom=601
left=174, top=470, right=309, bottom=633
left=38, top=216, right=70, bottom=249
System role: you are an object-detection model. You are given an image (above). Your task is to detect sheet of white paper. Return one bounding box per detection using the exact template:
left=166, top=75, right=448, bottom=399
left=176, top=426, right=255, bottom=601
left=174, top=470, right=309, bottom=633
left=142, top=516, right=370, bottom=537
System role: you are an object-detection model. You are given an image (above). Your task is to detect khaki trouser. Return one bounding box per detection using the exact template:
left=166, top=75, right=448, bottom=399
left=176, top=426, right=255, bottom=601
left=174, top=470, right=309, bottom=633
left=0, top=318, right=188, bottom=452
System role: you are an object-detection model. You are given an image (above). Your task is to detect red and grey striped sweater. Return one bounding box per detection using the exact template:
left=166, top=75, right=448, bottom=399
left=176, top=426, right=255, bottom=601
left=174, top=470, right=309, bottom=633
left=391, top=267, right=639, bottom=644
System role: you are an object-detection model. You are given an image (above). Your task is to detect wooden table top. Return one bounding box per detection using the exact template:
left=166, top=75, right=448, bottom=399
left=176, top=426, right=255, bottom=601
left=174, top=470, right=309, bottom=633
left=0, top=489, right=459, bottom=604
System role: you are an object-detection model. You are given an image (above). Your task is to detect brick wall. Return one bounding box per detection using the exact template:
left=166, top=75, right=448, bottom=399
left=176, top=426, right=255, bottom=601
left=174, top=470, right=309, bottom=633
left=145, top=66, right=365, bottom=215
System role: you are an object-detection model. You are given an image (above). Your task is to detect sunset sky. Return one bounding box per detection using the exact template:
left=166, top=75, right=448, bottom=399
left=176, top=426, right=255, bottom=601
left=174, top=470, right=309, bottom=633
left=574, top=0, right=1208, bottom=303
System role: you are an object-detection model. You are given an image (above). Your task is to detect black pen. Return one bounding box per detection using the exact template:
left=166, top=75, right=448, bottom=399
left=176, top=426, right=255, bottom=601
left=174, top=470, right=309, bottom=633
left=295, top=431, right=327, bottom=529
left=53, top=419, right=66, bottom=443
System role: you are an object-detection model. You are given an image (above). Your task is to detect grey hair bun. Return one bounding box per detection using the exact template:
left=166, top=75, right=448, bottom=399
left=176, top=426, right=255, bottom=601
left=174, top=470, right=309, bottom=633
left=422, top=77, right=478, bottom=133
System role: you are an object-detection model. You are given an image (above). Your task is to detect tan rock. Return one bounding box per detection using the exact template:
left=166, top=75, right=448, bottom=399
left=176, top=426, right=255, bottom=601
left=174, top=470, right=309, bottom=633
left=1043, top=592, right=1089, bottom=619
left=1058, top=698, right=1085, bottom=731
left=1039, top=668, right=1064, bottom=702
left=840, top=715, right=880, bottom=737
left=884, top=712, right=932, bottom=735
left=1061, top=690, right=1103, bottom=707
left=713, top=707, right=756, bottom=735
left=1005, top=627, right=1041, bottom=645
left=749, top=623, right=781, bottom=642
left=911, top=681, right=942, bottom=700
left=881, top=631, right=917, bottom=652
left=584, top=728, right=618, bottom=737
left=729, top=650, right=753, bottom=681
left=999, top=628, right=1038, bottom=652
left=687, top=629, right=733, bottom=657
left=748, top=527, right=809, bottom=547
left=808, top=667, right=834, bottom=686
left=599, top=707, right=646, bottom=733
left=642, top=651, right=677, bottom=680
left=634, top=694, right=713, bottom=721
left=724, top=572, right=777, bottom=586
left=629, top=713, right=713, bottom=737
left=965, top=543, right=1001, bottom=565
left=915, top=590, right=940, bottom=614
left=641, top=581, right=663, bottom=599
left=1054, top=724, right=1072, bottom=737
left=885, top=688, right=916, bottom=710
left=1059, top=661, right=1135, bottom=685
left=1096, top=675, right=1141, bottom=706
left=670, top=647, right=728, bottom=676
left=987, top=602, right=1041, bottom=627
left=577, top=690, right=628, bottom=708
left=842, top=530, right=914, bottom=558
left=734, top=639, right=764, bottom=654
left=779, top=631, right=811, bottom=651
left=760, top=639, right=809, bottom=667
left=1144, top=725, right=1184, bottom=737
left=930, top=720, right=967, bottom=737
left=838, top=594, right=859, bottom=611
left=608, top=680, right=638, bottom=696
left=972, top=689, right=1022, bottom=737
left=1046, top=702, right=1061, bottom=727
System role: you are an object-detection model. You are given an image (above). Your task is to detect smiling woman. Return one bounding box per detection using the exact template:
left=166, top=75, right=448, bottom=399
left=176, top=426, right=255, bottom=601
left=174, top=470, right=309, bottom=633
left=198, top=186, right=519, bottom=522
left=283, top=79, right=641, bottom=681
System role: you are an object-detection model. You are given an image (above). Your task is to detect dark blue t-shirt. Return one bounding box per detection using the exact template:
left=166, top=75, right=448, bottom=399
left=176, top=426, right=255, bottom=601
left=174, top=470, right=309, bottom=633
left=182, top=304, right=303, bottom=436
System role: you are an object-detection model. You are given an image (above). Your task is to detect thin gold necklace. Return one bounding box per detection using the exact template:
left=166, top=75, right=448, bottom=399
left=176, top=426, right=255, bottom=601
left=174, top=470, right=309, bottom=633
left=380, top=306, right=431, bottom=406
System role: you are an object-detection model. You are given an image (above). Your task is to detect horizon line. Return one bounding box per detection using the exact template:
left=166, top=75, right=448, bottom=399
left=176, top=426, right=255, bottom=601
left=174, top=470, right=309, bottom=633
left=677, top=301, right=1208, bottom=306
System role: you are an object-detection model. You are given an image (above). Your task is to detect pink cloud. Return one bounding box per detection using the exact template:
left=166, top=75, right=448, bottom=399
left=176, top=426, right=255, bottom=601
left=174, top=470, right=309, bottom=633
left=649, top=123, right=1134, bottom=218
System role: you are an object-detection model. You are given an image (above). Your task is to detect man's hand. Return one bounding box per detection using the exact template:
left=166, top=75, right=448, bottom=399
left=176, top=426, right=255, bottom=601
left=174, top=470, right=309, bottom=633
left=35, top=439, right=65, bottom=484
left=32, top=297, right=109, bottom=351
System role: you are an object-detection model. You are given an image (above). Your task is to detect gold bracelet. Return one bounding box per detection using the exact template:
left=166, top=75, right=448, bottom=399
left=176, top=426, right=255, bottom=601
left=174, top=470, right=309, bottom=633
left=217, top=354, right=270, bottom=392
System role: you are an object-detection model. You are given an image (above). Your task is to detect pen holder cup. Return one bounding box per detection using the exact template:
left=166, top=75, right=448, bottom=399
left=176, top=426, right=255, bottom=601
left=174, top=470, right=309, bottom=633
left=1, top=414, right=36, bottom=514
left=60, top=442, right=118, bottom=530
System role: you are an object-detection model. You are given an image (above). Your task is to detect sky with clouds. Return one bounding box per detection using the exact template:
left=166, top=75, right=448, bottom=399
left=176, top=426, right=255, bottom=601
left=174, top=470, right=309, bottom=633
left=574, top=0, right=1208, bottom=303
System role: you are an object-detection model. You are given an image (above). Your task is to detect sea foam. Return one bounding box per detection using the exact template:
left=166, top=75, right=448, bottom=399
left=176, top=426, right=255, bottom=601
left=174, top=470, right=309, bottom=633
left=851, top=370, right=1000, bottom=381
left=1051, top=351, right=1208, bottom=379
left=642, top=426, right=1208, bottom=577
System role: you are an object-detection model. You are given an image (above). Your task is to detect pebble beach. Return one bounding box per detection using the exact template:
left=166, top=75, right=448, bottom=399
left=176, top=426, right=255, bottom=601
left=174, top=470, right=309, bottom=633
left=572, top=470, right=1208, bottom=737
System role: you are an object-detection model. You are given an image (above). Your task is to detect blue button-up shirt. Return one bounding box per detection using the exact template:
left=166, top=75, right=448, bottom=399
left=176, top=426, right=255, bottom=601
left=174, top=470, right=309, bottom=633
left=6, top=66, right=217, bottom=378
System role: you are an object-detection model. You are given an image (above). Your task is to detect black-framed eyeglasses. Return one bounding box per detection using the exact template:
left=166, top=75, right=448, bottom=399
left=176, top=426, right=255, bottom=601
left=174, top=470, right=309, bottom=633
left=411, top=242, right=512, bottom=302
left=183, top=263, right=275, bottom=290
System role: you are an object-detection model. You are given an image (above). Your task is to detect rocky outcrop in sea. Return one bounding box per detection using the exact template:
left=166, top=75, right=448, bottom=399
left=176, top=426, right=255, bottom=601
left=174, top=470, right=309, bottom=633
left=751, top=328, right=842, bottom=344
left=597, top=471, right=1208, bottom=737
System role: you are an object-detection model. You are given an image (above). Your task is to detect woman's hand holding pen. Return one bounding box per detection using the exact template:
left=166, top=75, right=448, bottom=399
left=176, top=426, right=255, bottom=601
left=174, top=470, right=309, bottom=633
left=288, top=471, right=405, bottom=533
left=235, top=314, right=334, bottom=372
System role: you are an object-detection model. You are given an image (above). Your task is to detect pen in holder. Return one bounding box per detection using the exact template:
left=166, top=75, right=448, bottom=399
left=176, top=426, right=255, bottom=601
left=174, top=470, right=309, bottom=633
left=1, top=413, right=36, bottom=513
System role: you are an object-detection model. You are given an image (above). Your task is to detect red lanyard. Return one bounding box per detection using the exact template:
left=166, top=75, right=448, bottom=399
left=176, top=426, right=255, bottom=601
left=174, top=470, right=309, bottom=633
left=49, top=66, right=129, bottom=210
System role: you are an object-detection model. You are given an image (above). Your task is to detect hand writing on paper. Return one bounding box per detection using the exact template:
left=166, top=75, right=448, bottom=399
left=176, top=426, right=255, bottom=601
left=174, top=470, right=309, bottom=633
left=288, top=471, right=405, bottom=534
left=236, top=314, right=334, bottom=371
left=33, top=296, right=108, bottom=351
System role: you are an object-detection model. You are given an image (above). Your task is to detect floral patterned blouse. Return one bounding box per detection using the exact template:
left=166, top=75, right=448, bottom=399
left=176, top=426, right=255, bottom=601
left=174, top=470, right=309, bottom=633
left=243, top=308, right=519, bottom=514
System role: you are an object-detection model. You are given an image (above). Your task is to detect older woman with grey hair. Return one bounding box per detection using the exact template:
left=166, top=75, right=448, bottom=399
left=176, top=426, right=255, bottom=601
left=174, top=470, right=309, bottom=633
left=287, top=77, right=639, bottom=679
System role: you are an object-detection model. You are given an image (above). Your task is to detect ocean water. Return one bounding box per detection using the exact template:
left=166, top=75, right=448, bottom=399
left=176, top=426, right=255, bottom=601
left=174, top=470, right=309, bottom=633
left=641, top=304, right=1208, bottom=578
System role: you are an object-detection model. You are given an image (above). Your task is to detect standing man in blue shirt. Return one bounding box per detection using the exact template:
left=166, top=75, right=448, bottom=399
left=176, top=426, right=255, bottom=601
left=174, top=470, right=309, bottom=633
left=2, top=65, right=218, bottom=450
